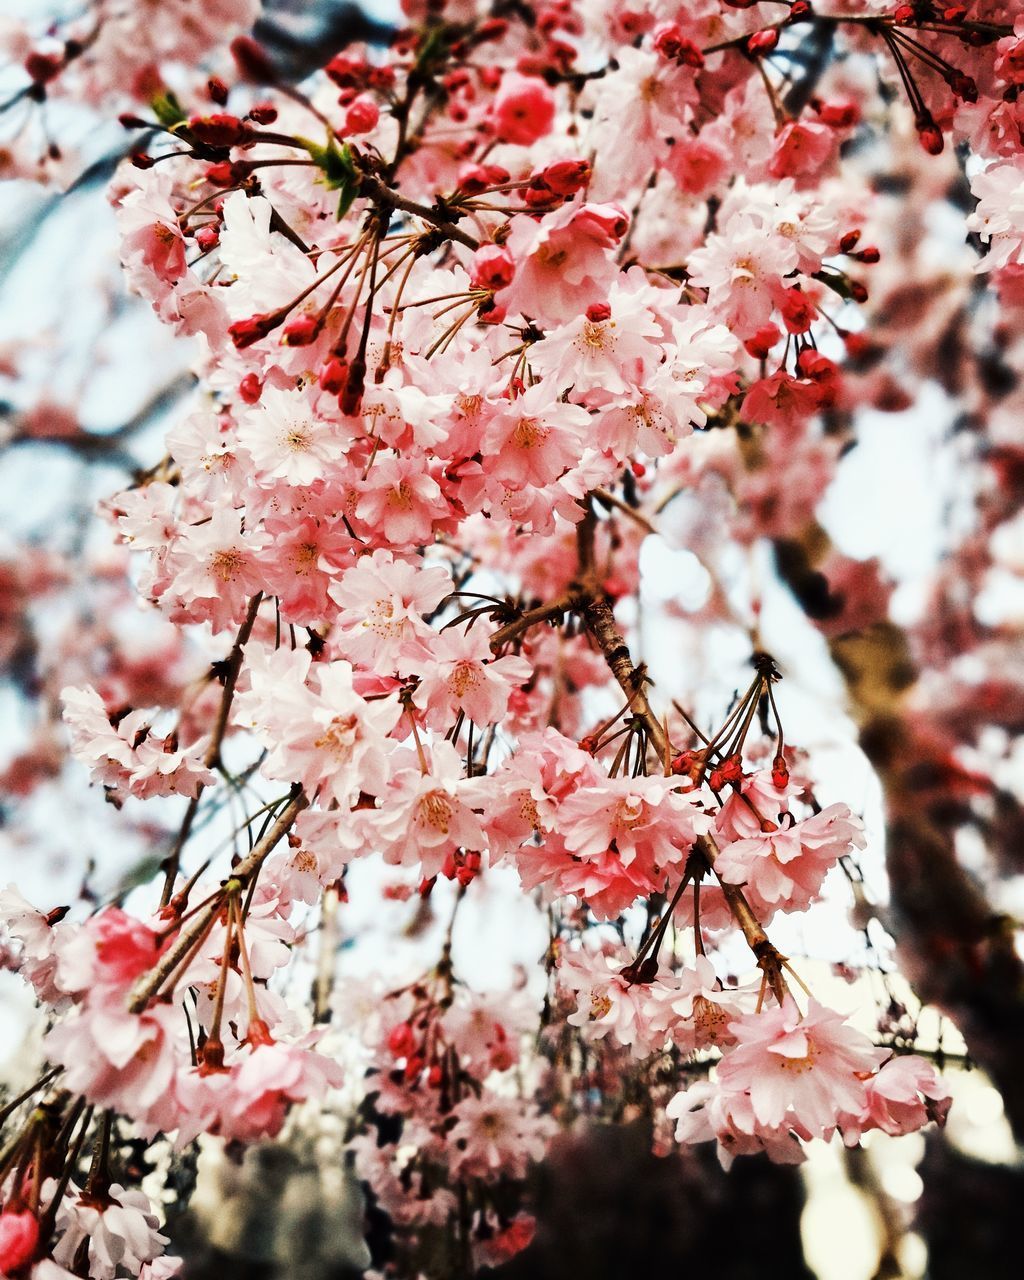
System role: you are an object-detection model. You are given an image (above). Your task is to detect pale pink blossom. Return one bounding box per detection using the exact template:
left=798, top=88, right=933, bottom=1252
left=328, top=550, right=452, bottom=670
left=839, top=1054, right=952, bottom=1144
left=366, top=743, right=487, bottom=879
left=355, top=453, right=451, bottom=547
left=482, top=383, right=591, bottom=490
left=54, top=1183, right=168, bottom=1280
left=236, top=645, right=400, bottom=805
left=412, top=627, right=531, bottom=730
left=447, top=1094, right=555, bottom=1180
left=717, top=999, right=885, bottom=1137
left=968, top=160, right=1024, bottom=271
left=237, top=384, right=346, bottom=487
left=714, top=803, right=866, bottom=917
left=498, top=201, right=627, bottom=325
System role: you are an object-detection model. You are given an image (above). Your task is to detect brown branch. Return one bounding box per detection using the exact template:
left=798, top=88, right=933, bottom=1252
left=358, top=172, right=480, bottom=251
left=489, top=594, right=581, bottom=653
left=581, top=592, right=670, bottom=764
left=577, top=546, right=790, bottom=994
left=159, top=593, right=265, bottom=905
left=205, top=592, right=265, bottom=770
left=128, top=786, right=307, bottom=1013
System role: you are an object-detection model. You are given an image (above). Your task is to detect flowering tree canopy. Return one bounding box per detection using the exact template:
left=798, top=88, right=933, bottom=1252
left=1, top=0, right=1023, bottom=1276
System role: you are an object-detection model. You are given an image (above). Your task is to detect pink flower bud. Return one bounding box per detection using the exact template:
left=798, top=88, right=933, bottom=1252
left=491, top=72, right=556, bottom=145
left=0, top=1209, right=39, bottom=1273
left=471, top=244, right=515, bottom=291
left=572, top=202, right=629, bottom=243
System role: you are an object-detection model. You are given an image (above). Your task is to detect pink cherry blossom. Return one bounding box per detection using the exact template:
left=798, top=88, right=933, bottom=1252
left=717, top=999, right=886, bottom=1137
left=53, top=1184, right=168, bottom=1280
left=412, top=627, right=531, bottom=730
left=328, top=550, right=452, bottom=670
left=713, top=803, right=866, bottom=917
left=491, top=73, right=556, bottom=146
left=447, top=1094, right=555, bottom=1180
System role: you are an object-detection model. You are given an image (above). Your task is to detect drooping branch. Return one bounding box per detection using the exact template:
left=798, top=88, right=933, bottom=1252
left=128, top=785, right=307, bottom=1013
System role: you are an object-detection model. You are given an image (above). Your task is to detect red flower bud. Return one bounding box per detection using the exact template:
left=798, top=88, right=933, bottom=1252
left=238, top=373, right=263, bottom=404
left=524, top=184, right=559, bottom=208
left=671, top=750, right=698, bottom=777
left=24, top=51, right=63, bottom=85
left=842, top=331, right=873, bottom=360
left=653, top=24, right=705, bottom=68
left=387, top=1021, right=416, bottom=1058
left=319, top=357, right=349, bottom=395
left=476, top=18, right=510, bottom=43
left=203, top=161, right=230, bottom=186
left=780, top=287, right=815, bottom=334
left=743, top=323, right=782, bottom=359
left=949, top=73, right=977, bottom=103
left=345, top=95, right=380, bottom=134
left=540, top=158, right=591, bottom=195
left=189, top=113, right=250, bottom=148
left=282, top=314, right=320, bottom=346
left=0, top=1209, right=40, bottom=1274
left=228, top=312, right=281, bottom=349
left=916, top=115, right=944, bottom=155
left=817, top=101, right=860, bottom=128
left=747, top=29, right=780, bottom=55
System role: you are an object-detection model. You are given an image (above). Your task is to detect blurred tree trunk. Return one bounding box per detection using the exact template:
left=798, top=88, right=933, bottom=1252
left=489, top=1120, right=813, bottom=1280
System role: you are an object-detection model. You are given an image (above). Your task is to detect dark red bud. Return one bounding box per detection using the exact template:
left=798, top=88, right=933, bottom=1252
left=231, top=35, right=278, bottom=84
left=248, top=102, right=279, bottom=125
left=25, top=51, right=63, bottom=85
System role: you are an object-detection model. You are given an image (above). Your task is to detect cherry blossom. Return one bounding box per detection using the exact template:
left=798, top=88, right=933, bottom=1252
left=53, top=1184, right=168, bottom=1280
left=3, top=1, right=1018, bottom=1272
